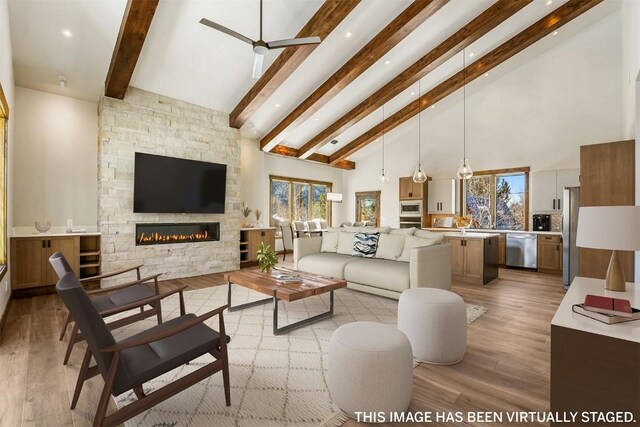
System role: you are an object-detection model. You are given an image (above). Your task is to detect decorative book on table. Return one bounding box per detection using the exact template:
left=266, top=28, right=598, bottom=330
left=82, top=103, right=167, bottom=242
left=572, top=304, right=640, bottom=324
left=583, top=294, right=634, bottom=317
left=271, top=272, right=302, bottom=285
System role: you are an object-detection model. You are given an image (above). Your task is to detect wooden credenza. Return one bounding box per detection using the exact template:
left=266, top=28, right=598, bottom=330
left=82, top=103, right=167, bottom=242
left=10, top=233, right=101, bottom=291
left=239, top=228, right=276, bottom=267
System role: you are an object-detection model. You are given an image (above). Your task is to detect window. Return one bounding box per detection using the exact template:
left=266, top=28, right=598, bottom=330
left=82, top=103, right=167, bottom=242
left=464, top=168, right=529, bottom=231
left=270, top=176, right=332, bottom=226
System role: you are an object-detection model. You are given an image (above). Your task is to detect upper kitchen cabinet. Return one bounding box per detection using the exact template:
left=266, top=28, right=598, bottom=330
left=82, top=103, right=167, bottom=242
left=399, top=177, right=425, bottom=200
left=531, top=168, right=579, bottom=212
left=428, top=179, right=456, bottom=214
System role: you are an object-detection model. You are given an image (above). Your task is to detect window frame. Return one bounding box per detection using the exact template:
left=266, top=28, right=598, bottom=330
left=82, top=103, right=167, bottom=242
left=461, top=167, right=530, bottom=231
left=0, top=83, right=9, bottom=282
left=269, top=175, right=333, bottom=227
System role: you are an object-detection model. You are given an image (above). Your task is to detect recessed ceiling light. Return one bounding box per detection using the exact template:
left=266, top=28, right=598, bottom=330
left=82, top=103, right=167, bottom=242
left=62, top=29, right=73, bottom=38
left=314, top=117, right=319, bottom=121
left=552, top=30, right=559, bottom=36
left=484, top=73, right=489, bottom=77
left=410, top=92, right=415, bottom=96
left=274, top=103, right=280, bottom=108
left=330, top=139, right=339, bottom=145
left=546, top=0, right=553, bottom=6
left=384, top=60, right=390, bottom=65
left=430, top=105, right=435, bottom=109
left=469, top=52, right=475, bottom=58
left=345, top=32, right=352, bottom=38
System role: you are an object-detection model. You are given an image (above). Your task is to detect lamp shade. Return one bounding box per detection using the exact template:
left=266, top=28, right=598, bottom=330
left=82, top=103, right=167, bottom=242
left=576, top=206, right=640, bottom=251
left=326, top=192, right=343, bottom=203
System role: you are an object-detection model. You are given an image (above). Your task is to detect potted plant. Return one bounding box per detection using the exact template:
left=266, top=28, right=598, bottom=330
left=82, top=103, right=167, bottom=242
left=241, top=202, right=253, bottom=228
left=255, top=209, right=262, bottom=227
left=256, top=242, right=278, bottom=274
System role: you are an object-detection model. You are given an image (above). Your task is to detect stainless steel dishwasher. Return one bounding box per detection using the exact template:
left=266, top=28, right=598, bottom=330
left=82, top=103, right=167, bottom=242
left=506, top=233, right=538, bottom=269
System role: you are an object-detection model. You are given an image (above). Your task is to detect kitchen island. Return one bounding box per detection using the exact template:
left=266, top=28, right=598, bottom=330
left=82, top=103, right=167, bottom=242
left=443, top=232, right=499, bottom=285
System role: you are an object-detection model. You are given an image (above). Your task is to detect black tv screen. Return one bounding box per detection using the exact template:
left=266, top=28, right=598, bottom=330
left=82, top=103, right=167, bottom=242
left=133, top=153, right=227, bottom=213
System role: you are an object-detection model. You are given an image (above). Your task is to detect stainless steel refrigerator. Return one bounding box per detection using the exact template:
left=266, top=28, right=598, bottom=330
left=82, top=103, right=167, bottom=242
left=562, top=187, right=580, bottom=289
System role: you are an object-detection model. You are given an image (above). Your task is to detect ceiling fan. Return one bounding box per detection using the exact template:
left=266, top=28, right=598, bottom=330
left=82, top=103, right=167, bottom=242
left=200, top=0, right=322, bottom=79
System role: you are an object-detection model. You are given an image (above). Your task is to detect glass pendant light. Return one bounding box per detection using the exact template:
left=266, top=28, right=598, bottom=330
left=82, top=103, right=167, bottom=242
left=413, top=79, right=427, bottom=184
left=456, top=48, right=473, bottom=180
left=378, top=105, right=390, bottom=186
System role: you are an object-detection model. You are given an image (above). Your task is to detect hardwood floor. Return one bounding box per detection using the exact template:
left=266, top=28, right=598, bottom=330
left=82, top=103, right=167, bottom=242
left=0, top=263, right=564, bottom=426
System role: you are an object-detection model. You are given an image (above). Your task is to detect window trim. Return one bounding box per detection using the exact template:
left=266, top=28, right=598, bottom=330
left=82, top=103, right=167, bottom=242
left=461, top=167, right=530, bottom=230
left=269, top=175, right=333, bottom=226
left=0, top=83, right=8, bottom=279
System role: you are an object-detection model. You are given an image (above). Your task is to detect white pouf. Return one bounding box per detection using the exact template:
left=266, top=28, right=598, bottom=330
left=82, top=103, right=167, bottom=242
left=398, top=288, right=467, bottom=364
left=328, top=321, right=413, bottom=418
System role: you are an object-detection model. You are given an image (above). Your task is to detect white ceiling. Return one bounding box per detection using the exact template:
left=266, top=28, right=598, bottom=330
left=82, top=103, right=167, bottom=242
left=7, top=0, right=620, bottom=163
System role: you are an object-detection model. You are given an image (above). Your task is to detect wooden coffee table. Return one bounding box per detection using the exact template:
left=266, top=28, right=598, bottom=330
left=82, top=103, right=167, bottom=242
left=225, top=267, right=347, bottom=335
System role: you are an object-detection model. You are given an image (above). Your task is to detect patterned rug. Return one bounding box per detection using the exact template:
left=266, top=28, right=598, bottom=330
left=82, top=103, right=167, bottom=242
left=112, top=285, right=487, bottom=426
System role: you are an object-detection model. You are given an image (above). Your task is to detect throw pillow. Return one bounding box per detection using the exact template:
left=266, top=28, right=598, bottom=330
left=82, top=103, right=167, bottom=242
left=414, top=229, right=446, bottom=243
left=375, top=233, right=406, bottom=260
left=337, top=232, right=355, bottom=255
left=389, top=227, right=416, bottom=236
left=398, top=236, right=438, bottom=262
left=320, top=231, right=339, bottom=253
left=352, top=232, right=380, bottom=258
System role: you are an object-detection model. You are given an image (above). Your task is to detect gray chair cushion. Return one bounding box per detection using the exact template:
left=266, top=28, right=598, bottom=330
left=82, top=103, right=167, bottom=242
left=113, top=314, right=230, bottom=395
left=297, top=253, right=354, bottom=279
left=92, top=284, right=156, bottom=313
left=344, top=259, right=410, bottom=292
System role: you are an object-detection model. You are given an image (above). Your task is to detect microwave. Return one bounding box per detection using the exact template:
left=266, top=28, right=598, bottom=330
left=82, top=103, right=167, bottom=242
left=400, top=200, right=422, bottom=217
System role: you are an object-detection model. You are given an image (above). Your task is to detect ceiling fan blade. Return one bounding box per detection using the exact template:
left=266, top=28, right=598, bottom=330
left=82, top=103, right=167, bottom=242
left=199, top=18, right=255, bottom=46
left=266, top=36, right=321, bottom=49
left=252, top=54, right=264, bottom=79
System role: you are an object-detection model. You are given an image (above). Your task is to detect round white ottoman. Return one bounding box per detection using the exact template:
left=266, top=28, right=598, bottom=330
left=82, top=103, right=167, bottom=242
left=398, top=288, right=467, bottom=365
left=328, top=321, right=413, bottom=418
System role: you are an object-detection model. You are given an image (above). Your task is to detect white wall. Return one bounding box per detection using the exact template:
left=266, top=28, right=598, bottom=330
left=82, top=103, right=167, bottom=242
left=341, top=9, right=624, bottom=228
left=12, top=86, right=98, bottom=230
left=0, top=0, right=13, bottom=319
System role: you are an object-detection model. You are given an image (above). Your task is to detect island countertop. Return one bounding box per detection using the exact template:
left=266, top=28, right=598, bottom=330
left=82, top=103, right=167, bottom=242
left=424, top=227, right=562, bottom=236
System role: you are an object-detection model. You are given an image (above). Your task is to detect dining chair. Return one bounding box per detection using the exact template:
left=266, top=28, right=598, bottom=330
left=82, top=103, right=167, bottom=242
left=293, top=221, right=308, bottom=238
left=279, top=221, right=294, bottom=261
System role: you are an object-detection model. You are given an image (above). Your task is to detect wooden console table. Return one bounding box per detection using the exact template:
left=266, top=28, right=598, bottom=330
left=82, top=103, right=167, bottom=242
left=551, top=276, right=640, bottom=425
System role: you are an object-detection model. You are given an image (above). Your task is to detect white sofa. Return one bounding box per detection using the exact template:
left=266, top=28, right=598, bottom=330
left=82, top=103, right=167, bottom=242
left=293, top=228, right=452, bottom=300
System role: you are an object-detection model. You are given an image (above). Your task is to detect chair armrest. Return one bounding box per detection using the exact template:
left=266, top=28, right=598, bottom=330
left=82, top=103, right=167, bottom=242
left=101, top=304, right=228, bottom=353
left=97, top=286, right=187, bottom=317
left=293, top=236, right=322, bottom=269
left=79, top=265, right=144, bottom=283
left=86, top=274, right=163, bottom=296
left=410, top=243, right=452, bottom=290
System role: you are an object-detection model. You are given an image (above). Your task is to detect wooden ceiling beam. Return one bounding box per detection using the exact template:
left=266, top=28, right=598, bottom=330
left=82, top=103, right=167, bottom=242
left=105, top=0, right=159, bottom=99
left=329, top=0, right=603, bottom=164
left=260, top=0, right=449, bottom=152
left=271, top=145, right=355, bottom=170
left=229, top=0, right=361, bottom=129
left=299, top=0, right=531, bottom=159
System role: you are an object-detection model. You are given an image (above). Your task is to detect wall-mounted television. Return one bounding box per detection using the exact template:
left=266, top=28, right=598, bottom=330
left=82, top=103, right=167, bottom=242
left=133, top=153, right=227, bottom=214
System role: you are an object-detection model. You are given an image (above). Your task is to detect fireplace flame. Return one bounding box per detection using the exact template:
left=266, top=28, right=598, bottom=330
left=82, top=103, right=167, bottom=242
left=138, top=230, right=210, bottom=244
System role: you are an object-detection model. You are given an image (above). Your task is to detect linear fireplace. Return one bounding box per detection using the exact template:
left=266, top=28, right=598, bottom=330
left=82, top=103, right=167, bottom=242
left=136, top=222, right=220, bottom=246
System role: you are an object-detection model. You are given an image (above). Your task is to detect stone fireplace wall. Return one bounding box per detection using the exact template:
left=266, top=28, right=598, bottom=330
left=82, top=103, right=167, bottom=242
left=97, top=87, right=241, bottom=283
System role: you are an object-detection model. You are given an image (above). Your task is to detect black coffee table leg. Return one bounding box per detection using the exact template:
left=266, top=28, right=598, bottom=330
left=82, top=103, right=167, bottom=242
left=273, top=291, right=335, bottom=335
left=227, top=280, right=272, bottom=312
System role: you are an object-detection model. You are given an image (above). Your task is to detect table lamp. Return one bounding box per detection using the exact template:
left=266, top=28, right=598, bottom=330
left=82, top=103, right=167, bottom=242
left=576, top=206, right=640, bottom=291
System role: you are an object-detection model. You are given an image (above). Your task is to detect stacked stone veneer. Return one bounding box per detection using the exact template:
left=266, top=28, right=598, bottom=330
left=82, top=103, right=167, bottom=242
left=97, top=87, right=241, bottom=284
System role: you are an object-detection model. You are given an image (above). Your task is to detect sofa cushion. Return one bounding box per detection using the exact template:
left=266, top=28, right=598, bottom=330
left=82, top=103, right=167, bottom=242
left=297, top=253, right=354, bottom=279
left=389, top=228, right=416, bottom=236
left=337, top=232, right=355, bottom=255
left=343, top=226, right=391, bottom=234
left=414, top=230, right=446, bottom=242
left=375, top=234, right=405, bottom=261
left=352, top=232, right=380, bottom=258
left=398, top=236, right=438, bottom=262
left=321, top=231, right=339, bottom=253
left=344, top=259, right=410, bottom=293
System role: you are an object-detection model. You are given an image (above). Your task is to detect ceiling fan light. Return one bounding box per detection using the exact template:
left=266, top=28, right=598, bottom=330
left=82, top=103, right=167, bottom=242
left=456, top=158, right=473, bottom=180
left=413, top=164, right=427, bottom=183
left=252, top=54, right=264, bottom=79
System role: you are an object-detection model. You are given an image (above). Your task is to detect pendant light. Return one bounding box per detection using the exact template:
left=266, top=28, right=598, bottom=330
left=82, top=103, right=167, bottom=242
left=456, top=48, right=473, bottom=180
left=378, top=105, right=390, bottom=186
left=412, top=79, right=427, bottom=183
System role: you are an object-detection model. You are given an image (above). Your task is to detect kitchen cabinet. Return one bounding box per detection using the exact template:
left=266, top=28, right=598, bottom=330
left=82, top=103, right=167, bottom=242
left=240, top=228, right=276, bottom=267
left=498, top=233, right=506, bottom=266
left=538, top=235, right=562, bottom=274
left=11, top=236, right=80, bottom=290
left=399, top=177, right=425, bottom=200
left=428, top=179, right=456, bottom=214
left=531, top=168, right=579, bottom=213
left=445, top=233, right=499, bottom=285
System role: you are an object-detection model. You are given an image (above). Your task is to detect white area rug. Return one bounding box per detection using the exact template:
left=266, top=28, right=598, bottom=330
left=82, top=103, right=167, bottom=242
left=112, top=285, right=487, bottom=426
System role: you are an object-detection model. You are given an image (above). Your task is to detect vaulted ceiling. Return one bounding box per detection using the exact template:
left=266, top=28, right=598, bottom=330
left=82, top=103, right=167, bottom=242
left=8, top=0, right=617, bottom=169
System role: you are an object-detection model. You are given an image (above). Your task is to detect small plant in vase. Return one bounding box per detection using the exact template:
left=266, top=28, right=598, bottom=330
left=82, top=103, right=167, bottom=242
left=241, top=202, right=253, bottom=228
left=256, top=242, right=278, bottom=274
left=255, top=209, right=262, bottom=227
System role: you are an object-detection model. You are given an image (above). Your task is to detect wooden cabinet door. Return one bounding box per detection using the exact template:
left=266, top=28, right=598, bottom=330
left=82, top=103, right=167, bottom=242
left=399, top=178, right=413, bottom=199
left=498, top=234, right=506, bottom=265
left=538, top=242, right=561, bottom=271
left=411, top=181, right=424, bottom=199
left=246, top=229, right=276, bottom=263
left=427, top=180, right=438, bottom=213
left=448, top=238, right=465, bottom=276
left=531, top=170, right=558, bottom=212
left=463, top=239, right=484, bottom=279
left=11, top=238, right=47, bottom=289
left=47, top=237, right=79, bottom=284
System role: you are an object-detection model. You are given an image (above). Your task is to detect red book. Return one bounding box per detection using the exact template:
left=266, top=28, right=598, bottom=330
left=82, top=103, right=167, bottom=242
left=583, top=294, right=634, bottom=318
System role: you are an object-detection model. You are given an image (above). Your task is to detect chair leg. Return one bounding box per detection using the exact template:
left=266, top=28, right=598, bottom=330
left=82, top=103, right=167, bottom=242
left=63, top=323, right=79, bottom=365
left=179, top=291, right=186, bottom=316
left=133, top=385, right=146, bottom=399
left=222, top=356, right=231, bottom=406
left=71, top=347, right=92, bottom=409
left=93, top=352, right=119, bottom=427
left=155, top=301, right=163, bottom=324
left=59, top=312, right=71, bottom=341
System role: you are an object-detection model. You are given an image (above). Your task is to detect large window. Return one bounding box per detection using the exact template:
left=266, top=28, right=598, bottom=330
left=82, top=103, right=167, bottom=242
left=465, top=168, right=529, bottom=231
left=270, top=176, right=332, bottom=226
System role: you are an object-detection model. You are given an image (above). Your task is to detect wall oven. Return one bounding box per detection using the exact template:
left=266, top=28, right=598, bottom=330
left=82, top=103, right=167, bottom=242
left=399, top=200, right=422, bottom=217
